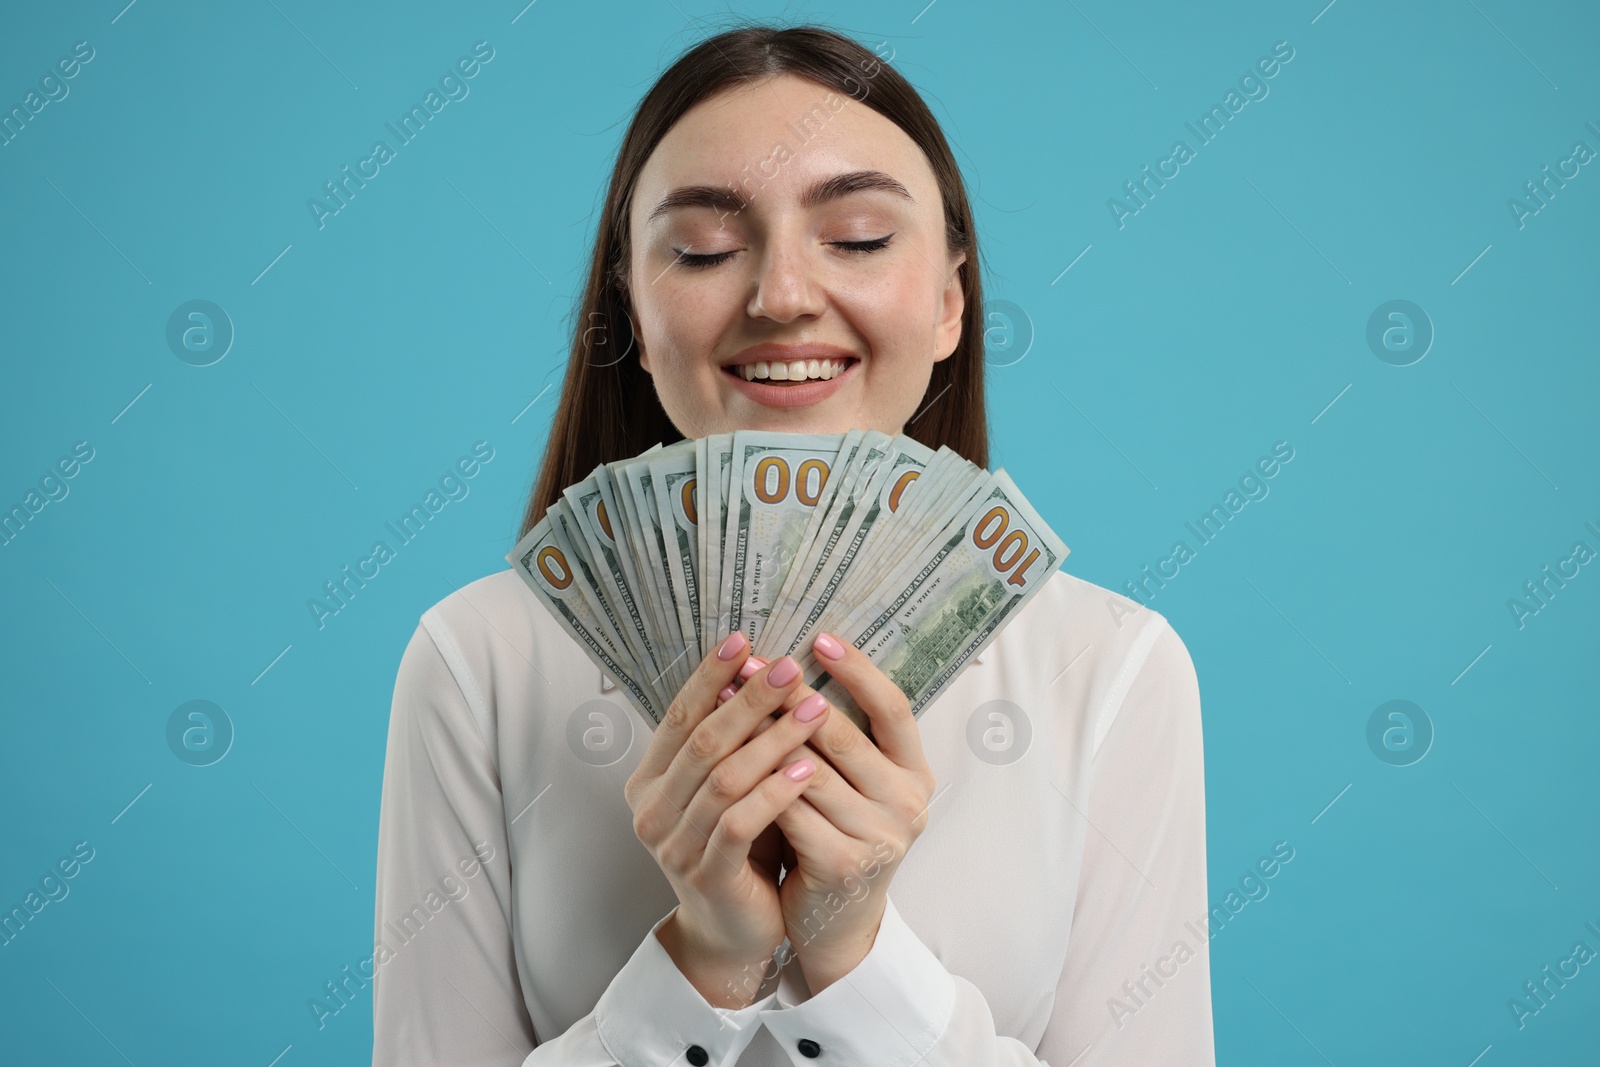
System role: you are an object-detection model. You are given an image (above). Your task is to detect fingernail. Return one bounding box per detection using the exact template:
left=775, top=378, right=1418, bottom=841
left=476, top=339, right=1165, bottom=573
left=716, top=632, right=746, bottom=660
left=793, top=693, right=828, bottom=723
left=738, top=656, right=768, bottom=681
left=767, top=656, right=801, bottom=687
left=813, top=632, right=845, bottom=661
left=718, top=685, right=737, bottom=703
left=784, top=759, right=815, bottom=781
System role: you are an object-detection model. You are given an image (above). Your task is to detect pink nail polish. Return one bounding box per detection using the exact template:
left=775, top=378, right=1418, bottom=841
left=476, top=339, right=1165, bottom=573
left=784, top=759, right=815, bottom=781
left=767, top=656, right=801, bottom=687
left=718, top=685, right=737, bottom=703
left=793, top=693, right=828, bottom=722
left=738, top=656, right=767, bottom=681
left=813, top=632, right=845, bottom=661
left=717, top=632, right=745, bottom=660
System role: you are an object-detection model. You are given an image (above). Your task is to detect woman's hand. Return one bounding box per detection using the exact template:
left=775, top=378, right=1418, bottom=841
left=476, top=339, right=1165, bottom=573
left=623, top=631, right=834, bottom=1008
left=723, top=631, right=937, bottom=994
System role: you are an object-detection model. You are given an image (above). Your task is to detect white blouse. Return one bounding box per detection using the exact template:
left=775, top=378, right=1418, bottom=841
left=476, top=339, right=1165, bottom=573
left=371, top=565, right=1214, bottom=1066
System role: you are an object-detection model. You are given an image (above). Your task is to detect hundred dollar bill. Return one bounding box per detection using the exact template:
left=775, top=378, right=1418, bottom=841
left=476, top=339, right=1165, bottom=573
left=853, top=448, right=960, bottom=571
left=548, top=500, right=637, bottom=667
left=507, top=506, right=664, bottom=726
left=831, top=458, right=990, bottom=611
left=762, top=434, right=934, bottom=659
left=621, top=443, right=697, bottom=696
left=596, top=459, right=678, bottom=690
left=758, top=435, right=889, bottom=643
left=843, top=446, right=961, bottom=572
left=694, top=435, right=711, bottom=642
left=561, top=466, right=668, bottom=709
left=803, top=469, right=1069, bottom=735
left=694, top=431, right=732, bottom=643
left=512, top=431, right=1069, bottom=741
left=649, top=447, right=703, bottom=660
left=755, top=429, right=877, bottom=651
left=552, top=496, right=679, bottom=709
left=719, top=430, right=845, bottom=649
left=824, top=466, right=998, bottom=642
left=856, top=446, right=957, bottom=562
left=604, top=454, right=681, bottom=695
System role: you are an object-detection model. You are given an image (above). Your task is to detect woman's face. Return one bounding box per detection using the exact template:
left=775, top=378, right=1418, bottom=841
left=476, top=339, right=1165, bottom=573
left=627, top=72, right=967, bottom=439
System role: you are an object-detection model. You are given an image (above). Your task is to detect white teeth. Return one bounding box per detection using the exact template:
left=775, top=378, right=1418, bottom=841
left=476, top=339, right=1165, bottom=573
left=737, top=357, right=850, bottom=382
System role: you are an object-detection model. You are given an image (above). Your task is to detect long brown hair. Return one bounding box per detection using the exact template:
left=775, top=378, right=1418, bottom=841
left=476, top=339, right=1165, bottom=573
left=518, top=19, right=987, bottom=539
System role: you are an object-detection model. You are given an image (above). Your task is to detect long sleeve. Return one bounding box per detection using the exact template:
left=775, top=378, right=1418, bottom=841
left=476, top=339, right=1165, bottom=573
left=541, top=906, right=782, bottom=1067
left=372, top=623, right=540, bottom=1066
left=1037, top=616, right=1214, bottom=1064
left=373, top=620, right=784, bottom=1067
left=753, top=615, right=1214, bottom=1066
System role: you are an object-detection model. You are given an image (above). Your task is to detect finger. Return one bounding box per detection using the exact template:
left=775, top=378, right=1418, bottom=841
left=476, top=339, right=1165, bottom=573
left=716, top=656, right=766, bottom=705
left=657, top=655, right=806, bottom=811
left=703, top=755, right=816, bottom=878
left=774, top=747, right=880, bottom=841
left=682, top=691, right=831, bottom=846
left=759, top=680, right=898, bottom=804
left=810, top=631, right=928, bottom=771
left=633, top=631, right=752, bottom=781
left=773, top=794, right=851, bottom=860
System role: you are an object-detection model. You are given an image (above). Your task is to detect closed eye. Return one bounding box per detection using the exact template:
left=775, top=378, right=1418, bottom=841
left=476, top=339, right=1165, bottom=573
left=672, top=234, right=895, bottom=269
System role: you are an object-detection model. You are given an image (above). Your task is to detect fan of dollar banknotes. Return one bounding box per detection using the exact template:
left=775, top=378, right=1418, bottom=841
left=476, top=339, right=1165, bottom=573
left=507, top=429, right=1069, bottom=736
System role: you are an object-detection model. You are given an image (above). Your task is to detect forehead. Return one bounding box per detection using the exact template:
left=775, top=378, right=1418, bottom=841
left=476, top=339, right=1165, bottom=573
left=634, top=73, right=935, bottom=221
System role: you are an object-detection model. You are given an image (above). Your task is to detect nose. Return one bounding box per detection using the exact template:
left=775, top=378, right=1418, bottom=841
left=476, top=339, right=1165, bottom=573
left=746, top=238, right=827, bottom=323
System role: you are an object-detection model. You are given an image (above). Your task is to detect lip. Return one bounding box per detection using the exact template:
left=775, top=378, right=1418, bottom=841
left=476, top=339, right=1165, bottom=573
left=721, top=343, right=860, bottom=410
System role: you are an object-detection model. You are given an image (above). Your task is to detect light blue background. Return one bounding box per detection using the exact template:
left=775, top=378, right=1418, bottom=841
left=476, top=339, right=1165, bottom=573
left=2, top=1, right=1596, bottom=1064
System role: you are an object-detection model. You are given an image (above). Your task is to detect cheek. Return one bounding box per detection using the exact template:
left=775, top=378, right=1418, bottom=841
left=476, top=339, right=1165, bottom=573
left=639, top=289, right=721, bottom=370
left=841, top=273, right=934, bottom=359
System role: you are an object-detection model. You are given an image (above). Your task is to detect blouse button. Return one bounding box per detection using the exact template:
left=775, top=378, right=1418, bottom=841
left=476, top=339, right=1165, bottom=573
left=686, top=1044, right=709, bottom=1066
left=797, top=1038, right=822, bottom=1058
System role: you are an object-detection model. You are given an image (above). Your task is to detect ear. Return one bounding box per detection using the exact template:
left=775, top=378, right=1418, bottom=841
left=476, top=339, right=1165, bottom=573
left=626, top=307, right=651, bottom=374
left=931, top=250, right=967, bottom=363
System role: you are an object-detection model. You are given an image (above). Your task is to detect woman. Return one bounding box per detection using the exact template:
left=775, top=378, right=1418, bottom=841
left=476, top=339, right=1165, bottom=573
left=373, top=21, right=1213, bottom=1066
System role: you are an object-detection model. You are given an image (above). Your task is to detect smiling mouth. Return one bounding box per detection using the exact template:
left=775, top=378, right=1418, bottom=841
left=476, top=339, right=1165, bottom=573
left=722, top=356, right=858, bottom=383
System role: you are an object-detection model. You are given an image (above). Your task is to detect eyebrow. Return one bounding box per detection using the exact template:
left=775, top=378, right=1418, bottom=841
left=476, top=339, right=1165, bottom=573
left=646, top=169, right=915, bottom=223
